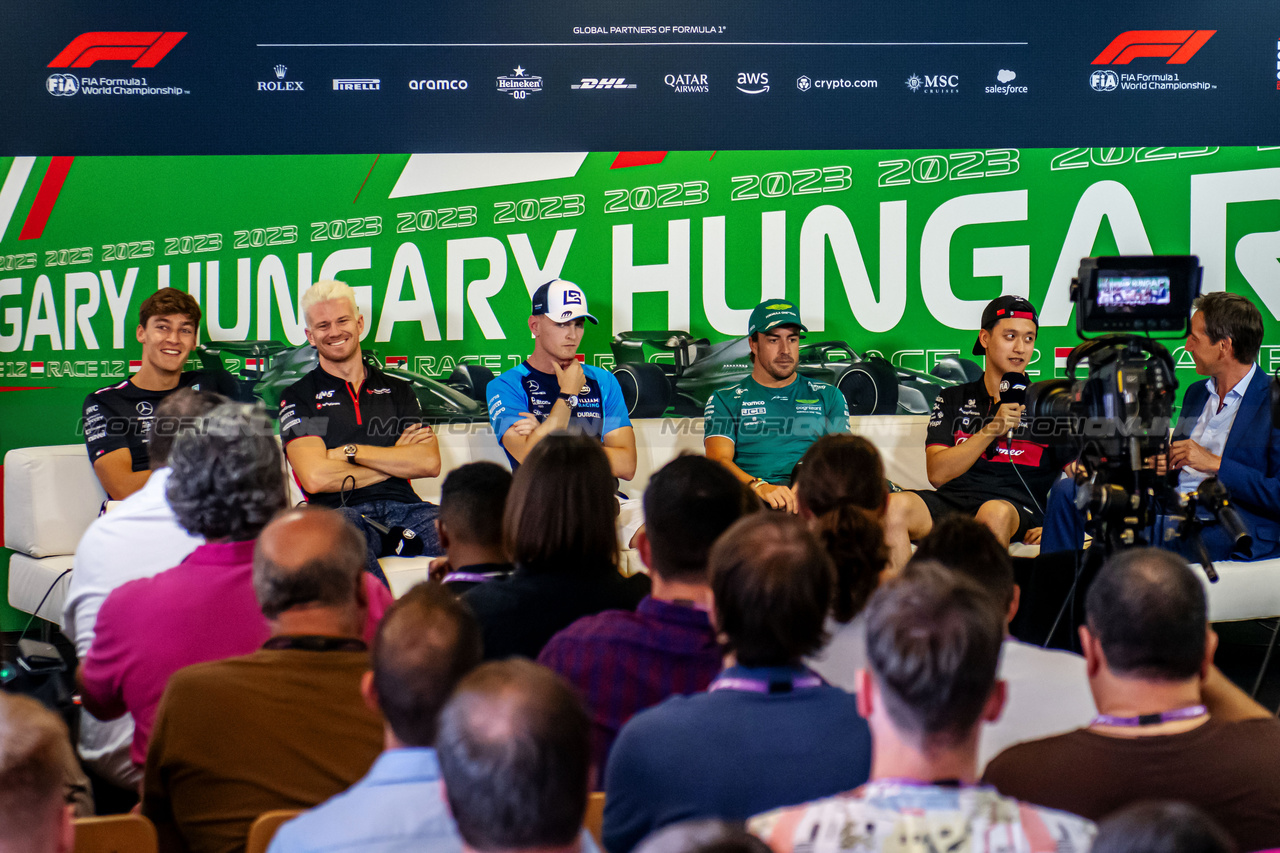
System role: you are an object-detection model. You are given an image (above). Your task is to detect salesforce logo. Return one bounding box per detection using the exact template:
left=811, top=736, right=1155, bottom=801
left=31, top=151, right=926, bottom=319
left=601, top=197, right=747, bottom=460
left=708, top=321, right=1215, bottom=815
left=985, top=69, right=1028, bottom=94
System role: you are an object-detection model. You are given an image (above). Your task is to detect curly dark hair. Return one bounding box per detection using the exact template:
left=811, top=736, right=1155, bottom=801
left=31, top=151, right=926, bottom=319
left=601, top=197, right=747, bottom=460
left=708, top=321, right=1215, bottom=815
left=166, top=403, right=287, bottom=540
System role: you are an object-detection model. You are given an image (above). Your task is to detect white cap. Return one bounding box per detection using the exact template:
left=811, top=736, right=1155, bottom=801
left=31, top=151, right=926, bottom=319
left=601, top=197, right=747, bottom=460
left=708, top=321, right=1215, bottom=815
left=531, top=279, right=598, bottom=325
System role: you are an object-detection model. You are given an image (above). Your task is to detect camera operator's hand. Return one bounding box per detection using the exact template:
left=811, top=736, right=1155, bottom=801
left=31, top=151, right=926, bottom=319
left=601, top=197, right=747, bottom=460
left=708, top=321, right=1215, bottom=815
left=1143, top=453, right=1169, bottom=476
left=985, top=403, right=1025, bottom=439
left=554, top=359, right=586, bottom=396
left=1169, top=439, right=1221, bottom=474
left=754, top=482, right=798, bottom=513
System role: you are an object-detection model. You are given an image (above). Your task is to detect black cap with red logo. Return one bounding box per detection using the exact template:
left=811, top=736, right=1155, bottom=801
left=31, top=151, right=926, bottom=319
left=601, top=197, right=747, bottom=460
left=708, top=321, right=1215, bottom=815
left=972, top=295, right=1039, bottom=356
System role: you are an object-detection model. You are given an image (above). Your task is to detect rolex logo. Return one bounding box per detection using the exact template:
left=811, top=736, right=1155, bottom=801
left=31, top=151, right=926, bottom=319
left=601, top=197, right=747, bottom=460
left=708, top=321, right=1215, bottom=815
left=274, top=65, right=287, bottom=80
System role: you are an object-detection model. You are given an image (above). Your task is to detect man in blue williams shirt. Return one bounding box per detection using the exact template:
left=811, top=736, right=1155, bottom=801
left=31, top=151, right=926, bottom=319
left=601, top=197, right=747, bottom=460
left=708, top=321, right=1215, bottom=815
left=1041, top=292, right=1280, bottom=561
left=268, top=583, right=483, bottom=853
left=486, top=279, right=642, bottom=546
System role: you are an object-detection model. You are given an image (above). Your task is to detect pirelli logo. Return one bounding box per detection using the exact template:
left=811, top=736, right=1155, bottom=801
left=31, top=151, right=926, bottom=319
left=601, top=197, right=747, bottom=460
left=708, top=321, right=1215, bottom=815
left=1092, top=30, right=1216, bottom=65
left=48, top=32, right=187, bottom=68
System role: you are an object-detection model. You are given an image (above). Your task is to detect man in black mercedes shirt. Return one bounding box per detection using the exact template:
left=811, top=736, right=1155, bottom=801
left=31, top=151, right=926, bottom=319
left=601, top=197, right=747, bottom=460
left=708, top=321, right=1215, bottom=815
left=279, top=279, right=442, bottom=580
left=887, top=295, right=1073, bottom=547
left=82, top=289, right=235, bottom=500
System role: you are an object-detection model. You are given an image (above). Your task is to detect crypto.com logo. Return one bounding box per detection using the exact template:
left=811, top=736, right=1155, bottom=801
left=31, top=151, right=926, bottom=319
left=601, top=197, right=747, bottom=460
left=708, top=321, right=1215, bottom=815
left=48, top=32, right=187, bottom=68
left=1092, top=30, right=1215, bottom=65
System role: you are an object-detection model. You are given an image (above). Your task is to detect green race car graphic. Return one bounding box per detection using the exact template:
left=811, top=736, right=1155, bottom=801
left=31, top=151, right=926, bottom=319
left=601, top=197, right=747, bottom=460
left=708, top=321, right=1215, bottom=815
left=609, top=331, right=983, bottom=418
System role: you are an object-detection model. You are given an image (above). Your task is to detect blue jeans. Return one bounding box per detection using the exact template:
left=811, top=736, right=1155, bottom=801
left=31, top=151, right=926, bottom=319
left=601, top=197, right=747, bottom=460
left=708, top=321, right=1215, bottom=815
left=337, top=500, right=442, bottom=586
left=1040, top=477, right=1247, bottom=562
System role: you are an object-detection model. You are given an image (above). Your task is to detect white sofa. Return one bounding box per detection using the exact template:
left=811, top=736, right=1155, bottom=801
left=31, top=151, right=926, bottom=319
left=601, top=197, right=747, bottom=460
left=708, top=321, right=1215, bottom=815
left=9, top=416, right=1273, bottom=623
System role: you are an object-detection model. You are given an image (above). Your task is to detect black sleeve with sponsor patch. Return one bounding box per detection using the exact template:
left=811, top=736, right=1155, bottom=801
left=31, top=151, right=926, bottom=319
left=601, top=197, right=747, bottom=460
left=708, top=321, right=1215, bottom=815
left=83, top=387, right=134, bottom=468
left=928, top=378, right=1066, bottom=514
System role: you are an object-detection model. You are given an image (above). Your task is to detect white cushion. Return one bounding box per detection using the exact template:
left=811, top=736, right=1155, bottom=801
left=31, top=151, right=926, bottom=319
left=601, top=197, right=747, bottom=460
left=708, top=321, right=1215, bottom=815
left=8, top=553, right=74, bottom=621
left=4, top=445, right=106, bottom=557
left=851, top=415, right=931, bottom=491
left=380, top=556, right=432, bottom=598
left=1199, top=558, right=1280, bottom=622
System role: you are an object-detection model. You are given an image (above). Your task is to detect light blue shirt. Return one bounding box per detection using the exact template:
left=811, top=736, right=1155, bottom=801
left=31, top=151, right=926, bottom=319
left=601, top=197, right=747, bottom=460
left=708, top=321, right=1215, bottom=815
left=268, top=747, right=605, bottom=853
left=1179, top=363, right=1258, bottom=494
left=267, top=748, right=459, bottom=853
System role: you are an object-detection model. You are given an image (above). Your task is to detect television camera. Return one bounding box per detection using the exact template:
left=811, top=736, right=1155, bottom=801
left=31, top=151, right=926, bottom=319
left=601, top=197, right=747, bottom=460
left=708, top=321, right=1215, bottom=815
left=1025, top=256, right=1249, bottom=581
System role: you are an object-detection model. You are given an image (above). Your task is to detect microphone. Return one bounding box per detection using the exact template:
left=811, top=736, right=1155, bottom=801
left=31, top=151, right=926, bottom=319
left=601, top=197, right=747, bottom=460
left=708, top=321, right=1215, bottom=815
left=998, top=372, right=1029, bottom=443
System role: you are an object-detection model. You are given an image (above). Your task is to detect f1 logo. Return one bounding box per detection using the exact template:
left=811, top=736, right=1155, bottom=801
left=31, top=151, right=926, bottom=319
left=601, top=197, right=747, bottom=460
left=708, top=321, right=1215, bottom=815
left=48, top=32, right=187, bottom=68
left=1092, top=30, right=1215, bottom=65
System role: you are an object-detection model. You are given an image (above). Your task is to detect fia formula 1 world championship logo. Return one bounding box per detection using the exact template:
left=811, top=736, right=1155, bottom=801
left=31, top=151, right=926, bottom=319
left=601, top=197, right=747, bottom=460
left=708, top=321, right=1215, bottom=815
left=49, top=32, right=186, bottom=68
left=1091, top=30, right=1216, bottom=65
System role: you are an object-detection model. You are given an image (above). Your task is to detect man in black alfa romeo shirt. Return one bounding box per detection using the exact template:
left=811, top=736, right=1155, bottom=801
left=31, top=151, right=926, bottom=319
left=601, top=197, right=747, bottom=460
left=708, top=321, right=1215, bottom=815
left=279, top=280, right=442, bottom=580
left=82, top=289, right=235, bottom=500
left=887, top=296, right=1073, bottom=547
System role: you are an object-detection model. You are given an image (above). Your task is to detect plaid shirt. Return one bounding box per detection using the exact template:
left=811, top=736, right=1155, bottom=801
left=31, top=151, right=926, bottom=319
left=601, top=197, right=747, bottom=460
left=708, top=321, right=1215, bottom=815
left=538, top=596, right=723, bottom=776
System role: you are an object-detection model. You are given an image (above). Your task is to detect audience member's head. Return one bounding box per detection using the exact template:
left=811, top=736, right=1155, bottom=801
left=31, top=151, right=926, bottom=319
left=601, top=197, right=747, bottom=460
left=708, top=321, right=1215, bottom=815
left=0, top=694, right=75, bottom=853
left=634, top=820, right=772, bottom=853
left=437, top=660, right=590, bottom=853
left=166, top=402, right=287, bottom=541
left=642, top=455, right=755, bottom=583
left=254, top=507, right=367, bottom=630
left=437, top=462, right=512, bottom=558
left=794, top=435, right=891, bottom=624
left=912, top=515, right=1017, bottom=615
left=1093, top=801, right=1235, bottom=853
left=709, top=514, right=834, bottom=668
left=863, top=560, right=1005, bottom=750
left=146, top=388, right=227, bottom=470
left=1085, top=548, right=1211, bottom=683
left=504, top=432, right=618, bottom=575
left=368, top=582, right=483, bottom=748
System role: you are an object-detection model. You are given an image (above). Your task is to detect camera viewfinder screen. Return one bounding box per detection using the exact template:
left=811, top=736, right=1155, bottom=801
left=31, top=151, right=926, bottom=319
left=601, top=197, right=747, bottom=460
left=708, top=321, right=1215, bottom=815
left=1097, top=273, right=1172, bottom=310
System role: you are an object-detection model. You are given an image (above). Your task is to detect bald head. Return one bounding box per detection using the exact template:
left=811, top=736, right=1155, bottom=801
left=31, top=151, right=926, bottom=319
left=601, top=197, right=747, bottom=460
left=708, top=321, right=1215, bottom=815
left=436, top=660, right=590, bottom=852
left=253, top=507, right=365, bottom=620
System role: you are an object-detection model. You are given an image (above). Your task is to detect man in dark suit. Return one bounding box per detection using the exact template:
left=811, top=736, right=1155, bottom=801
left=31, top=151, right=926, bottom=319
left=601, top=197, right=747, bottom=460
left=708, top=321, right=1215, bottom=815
left=1041, top=292, right=1278, bottom=561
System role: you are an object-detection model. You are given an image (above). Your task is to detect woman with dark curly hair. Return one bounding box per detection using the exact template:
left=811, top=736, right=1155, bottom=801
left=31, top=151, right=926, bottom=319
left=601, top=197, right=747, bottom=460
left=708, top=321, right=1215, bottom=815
left=79, top=403, right=392, bottom=777
left=792, top=434, right=908, bottom=689
left=463, top=431, right=650, bottom=659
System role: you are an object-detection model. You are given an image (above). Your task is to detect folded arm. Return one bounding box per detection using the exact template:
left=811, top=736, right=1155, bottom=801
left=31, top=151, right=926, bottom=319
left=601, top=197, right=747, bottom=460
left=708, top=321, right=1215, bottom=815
left=328, top=423, right=441, bottom=480
left=91, top=448, right=151, bottom=501
left=287, top=436, right=389, bottom=495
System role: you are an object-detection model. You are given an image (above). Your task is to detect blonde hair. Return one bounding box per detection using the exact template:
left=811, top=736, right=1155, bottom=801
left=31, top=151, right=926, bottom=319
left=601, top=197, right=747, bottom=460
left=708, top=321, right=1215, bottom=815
left=301, top=280, right=359, bottom=327
left=0, top=693, right=73, bottom=840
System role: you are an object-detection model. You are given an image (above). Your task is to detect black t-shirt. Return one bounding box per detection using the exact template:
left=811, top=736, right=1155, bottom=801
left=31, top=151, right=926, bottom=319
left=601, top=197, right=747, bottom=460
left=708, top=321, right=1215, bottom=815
left=925, top=378, right=1070, bottom=509
left=278, top=362, right=424, bottom=507
left=463, top=566, right=651, bottom=661
left=82, top=370, right=235, bottom=472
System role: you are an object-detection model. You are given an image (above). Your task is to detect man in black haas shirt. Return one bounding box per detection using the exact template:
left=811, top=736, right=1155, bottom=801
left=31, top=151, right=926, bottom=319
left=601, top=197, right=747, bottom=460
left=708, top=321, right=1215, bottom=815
left=82, top=289, right=235, bottom=500
left=279, top=280, right=442, bottom=581
left=887, top=296, right=1073, bottom=547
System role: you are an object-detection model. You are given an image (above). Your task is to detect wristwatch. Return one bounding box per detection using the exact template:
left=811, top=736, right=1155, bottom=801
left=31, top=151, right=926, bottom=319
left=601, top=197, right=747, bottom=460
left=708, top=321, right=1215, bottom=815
left=344, top=443, right=358, bottom=465
left=558, top=391, right=578, bottom=408
left=748, top=477, right=766, bottom=491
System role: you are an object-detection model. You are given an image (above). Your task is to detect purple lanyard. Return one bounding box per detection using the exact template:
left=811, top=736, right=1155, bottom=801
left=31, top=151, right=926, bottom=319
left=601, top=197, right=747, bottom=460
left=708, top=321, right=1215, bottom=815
left=709, top=672, right=824, bottom=694
left=443, top=572, right=501, bottom=585
left=1091, top=704, right=1208, bottom=728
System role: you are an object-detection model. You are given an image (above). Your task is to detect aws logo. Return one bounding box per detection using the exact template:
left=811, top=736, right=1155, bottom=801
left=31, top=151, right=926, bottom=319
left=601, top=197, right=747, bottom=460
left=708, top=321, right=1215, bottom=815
left=49, top=32, right=186, bottom=68
left=1091, top=30, right=1215, bottom=65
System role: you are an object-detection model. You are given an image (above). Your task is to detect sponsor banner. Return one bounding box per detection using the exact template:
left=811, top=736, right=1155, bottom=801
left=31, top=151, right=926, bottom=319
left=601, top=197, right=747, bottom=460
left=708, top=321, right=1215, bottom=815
left=5, top=4, right=1280, bottom=152
left=0, top=147, right=1276, bottom=418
